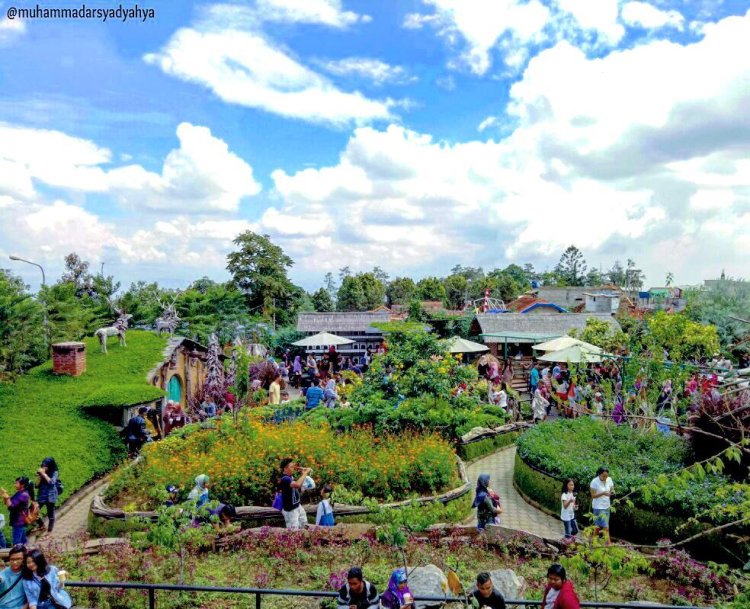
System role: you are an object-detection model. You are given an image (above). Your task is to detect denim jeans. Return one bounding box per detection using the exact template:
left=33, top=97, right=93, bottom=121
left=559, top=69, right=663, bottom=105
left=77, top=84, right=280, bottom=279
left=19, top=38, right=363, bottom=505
left=12, top=525, right=27, bottom=545
left=563, top=518, right=579, bottom=538
left=0, top=529, right=7, bottom=548
left=40, top=502, right=56, bottom=532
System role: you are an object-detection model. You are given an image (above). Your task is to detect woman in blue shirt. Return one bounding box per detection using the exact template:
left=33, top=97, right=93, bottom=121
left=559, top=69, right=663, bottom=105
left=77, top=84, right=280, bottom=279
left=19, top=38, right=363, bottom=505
left=36, top=457, right=60, bottom=535
left=22, top=549, right=72, bottom=609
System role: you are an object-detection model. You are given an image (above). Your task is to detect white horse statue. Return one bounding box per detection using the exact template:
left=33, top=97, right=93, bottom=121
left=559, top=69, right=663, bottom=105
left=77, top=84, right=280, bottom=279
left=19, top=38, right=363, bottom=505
left=94, top=300, right=133, bottom=353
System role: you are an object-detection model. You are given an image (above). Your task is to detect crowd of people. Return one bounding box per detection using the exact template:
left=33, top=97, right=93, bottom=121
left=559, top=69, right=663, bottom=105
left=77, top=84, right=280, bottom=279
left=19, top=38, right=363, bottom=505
left=1, top=458, right=61, bottom=547
left=334, top=564, right=580, bottom=609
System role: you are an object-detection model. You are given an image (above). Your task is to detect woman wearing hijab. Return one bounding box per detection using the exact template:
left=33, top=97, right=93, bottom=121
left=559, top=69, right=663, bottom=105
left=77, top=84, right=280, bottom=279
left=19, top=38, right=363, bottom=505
left=381, top=568, right=414, bottom=609
left=473, top=474, right=502, bottom=531
left=36, top=457, right=59, bottom=535
left=1, top=476, right=33, bottom=545
left=187, top=474, right=210, bottom=508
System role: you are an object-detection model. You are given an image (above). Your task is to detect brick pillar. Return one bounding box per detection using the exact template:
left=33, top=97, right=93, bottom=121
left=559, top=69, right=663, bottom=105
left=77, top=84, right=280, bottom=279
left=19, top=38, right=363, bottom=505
left=52, top=342, right=87, bottom=376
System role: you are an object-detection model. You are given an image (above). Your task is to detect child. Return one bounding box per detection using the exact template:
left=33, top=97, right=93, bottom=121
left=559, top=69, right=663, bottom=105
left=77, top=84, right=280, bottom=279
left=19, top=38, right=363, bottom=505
left=315, top=484, right=335, bottom=527
left=489, top=488, right=502, bottom=525
left=560, top=478, right=579, bottom=541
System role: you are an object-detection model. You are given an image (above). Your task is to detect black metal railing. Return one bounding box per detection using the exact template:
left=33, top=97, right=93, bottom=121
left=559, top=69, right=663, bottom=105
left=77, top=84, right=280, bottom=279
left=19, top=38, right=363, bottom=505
left=65, top=580, right=709, bottom=609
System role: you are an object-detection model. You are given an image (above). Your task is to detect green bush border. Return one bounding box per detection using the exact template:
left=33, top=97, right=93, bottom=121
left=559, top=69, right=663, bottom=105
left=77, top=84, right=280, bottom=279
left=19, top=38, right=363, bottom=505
left=513, top=452, right=718, bottom=545
left=457, top=431, right=520, bottom=462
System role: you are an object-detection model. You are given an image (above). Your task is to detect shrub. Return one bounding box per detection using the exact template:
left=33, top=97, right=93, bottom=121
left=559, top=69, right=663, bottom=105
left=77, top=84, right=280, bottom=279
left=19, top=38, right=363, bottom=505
left=651, top=549, right=733, bottom=600
left=106, top=417, right=459, bottom=508
left=514, top=419, right=737, bottom=550
left=516, top=418, right=729, bottom=516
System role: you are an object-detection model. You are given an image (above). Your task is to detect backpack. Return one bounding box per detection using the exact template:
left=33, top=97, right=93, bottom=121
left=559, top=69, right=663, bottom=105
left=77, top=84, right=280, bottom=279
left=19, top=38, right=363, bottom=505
left=56, top=478, right=64, bottom=494
left=24, top=500, right=40, bottom=525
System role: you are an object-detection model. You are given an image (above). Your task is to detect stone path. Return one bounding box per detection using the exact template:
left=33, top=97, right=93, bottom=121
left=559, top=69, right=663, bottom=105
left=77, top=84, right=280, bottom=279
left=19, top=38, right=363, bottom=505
left=465, top=446, right=561, bottom=539
left=30, top=477, right=110, bottom=543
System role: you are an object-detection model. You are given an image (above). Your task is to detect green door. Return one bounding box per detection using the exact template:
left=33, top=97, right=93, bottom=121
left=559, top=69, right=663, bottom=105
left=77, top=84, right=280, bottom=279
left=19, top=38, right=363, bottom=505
left=167, top=376, right=182, bottom=404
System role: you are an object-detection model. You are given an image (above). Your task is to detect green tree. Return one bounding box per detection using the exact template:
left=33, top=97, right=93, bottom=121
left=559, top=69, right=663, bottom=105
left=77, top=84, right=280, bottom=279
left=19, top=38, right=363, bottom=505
left=120, top=281, right=165, bottom=326
left=645, top=311, right=720, bottom=360
left=44, top=281, right=98, bottom=342
left=311, top=287, right=335, bottom=312
left=555, top=245, right=587, bottom=286
left=386, top=277, right=416, bottom=306
left=226, top=231, right=302, bottom=326
left=415, top=277, right=446, bottom=303
left=359, top=272, right=386, bottom=309
left=569, top=317, right=629, bottom=352
left=449, top=265, right=485, bottom=282
left=685, top=278, right=750, bottom=349
left=337, top=275, right=367, bottom=311
left=625, top=258, right=645, bottom=291
left=0, top=269, right=46, bottom=378
left=176, top=282, right=257, bottom=344
left=323, top=272, right=337, bottom=304
left=501, top=264, right=530, bottom=287
left=585, top=268, right=605, bottom=287
left=443, top=274, right=469, bottom=310
left=372, top=266, right=389, bottom=283
left=61, top=252, right=91, bottom=295
left=484, top=271, right=525, bottom=303
left=337, top=273, right=385, bottom=311
left=606, top=260, right=626, bottom=287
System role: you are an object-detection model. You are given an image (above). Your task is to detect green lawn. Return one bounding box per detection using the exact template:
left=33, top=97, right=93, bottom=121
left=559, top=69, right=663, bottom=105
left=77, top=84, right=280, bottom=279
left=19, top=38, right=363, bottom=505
left=0, top=330, right=167, bottom=531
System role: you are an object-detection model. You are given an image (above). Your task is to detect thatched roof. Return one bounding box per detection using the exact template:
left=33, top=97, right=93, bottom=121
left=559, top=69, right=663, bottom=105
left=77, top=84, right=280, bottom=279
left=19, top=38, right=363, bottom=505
left=472, top=313, right=621, bottom=344
left=297, top=312, right=391, bottom=334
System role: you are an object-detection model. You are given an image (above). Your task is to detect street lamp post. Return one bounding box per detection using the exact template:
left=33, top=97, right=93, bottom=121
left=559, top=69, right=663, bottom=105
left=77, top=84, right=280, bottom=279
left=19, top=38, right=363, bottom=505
left=9, top=255, right=50, bottom=352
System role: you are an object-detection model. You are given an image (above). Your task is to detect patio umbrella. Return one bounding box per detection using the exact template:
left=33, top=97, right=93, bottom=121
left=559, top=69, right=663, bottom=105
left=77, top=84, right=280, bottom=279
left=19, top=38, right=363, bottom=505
left=292, top=332, right=354, bottom=347
left=445, top=336, right=489, bottom=354
left=532, top=336, right=602, bottom=353
left=537, top=345, right=606, bottom=363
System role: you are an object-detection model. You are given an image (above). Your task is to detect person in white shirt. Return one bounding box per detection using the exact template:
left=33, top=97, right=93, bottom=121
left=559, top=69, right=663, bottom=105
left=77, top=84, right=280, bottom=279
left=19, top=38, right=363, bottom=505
left=589, top=467, right=615, bottom=543
left=560, top=479, right=579, bottom=541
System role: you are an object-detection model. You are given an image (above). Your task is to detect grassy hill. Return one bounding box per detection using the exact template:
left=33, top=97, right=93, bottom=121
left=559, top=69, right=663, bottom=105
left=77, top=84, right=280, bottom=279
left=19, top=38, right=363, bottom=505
left=0, top=330, right=167, bottom=531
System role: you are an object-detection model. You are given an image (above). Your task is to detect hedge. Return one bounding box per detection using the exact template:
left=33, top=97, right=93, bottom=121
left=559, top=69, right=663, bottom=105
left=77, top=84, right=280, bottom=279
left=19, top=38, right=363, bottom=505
left=513, top=452, right=698, bottom=542
left=457, top=431, right=520, bottom=462
left=0, top=331, right=166, bottom=538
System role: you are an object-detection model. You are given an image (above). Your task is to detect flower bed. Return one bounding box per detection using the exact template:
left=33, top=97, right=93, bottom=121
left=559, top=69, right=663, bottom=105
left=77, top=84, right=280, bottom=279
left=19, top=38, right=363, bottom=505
left=106, top=417, right=459, bottom=509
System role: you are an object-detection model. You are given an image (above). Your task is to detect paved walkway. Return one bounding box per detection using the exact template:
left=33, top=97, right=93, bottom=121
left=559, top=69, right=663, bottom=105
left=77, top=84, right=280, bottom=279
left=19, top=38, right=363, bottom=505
left=465, top=446, right=561, bottom=539
left=30, top=477, right=110, bottom=544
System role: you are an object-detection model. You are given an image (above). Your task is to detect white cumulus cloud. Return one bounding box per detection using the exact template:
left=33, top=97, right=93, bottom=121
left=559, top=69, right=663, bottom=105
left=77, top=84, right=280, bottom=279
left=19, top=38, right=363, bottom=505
left=621, top=2, right=685, bottom=30
left=317, top=57, right=416, bottom=86
left=144, top=5, right=394, bottom=126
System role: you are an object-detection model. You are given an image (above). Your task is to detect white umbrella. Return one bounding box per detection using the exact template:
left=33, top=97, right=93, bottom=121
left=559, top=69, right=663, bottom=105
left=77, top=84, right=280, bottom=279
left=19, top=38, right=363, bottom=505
left=537, top=345, right=606, bottom=363
left=532, top=336, right=602, bottom=353
left=445, top=336, right=489, bottom=354
left=292, top=332, right=354, bottom=347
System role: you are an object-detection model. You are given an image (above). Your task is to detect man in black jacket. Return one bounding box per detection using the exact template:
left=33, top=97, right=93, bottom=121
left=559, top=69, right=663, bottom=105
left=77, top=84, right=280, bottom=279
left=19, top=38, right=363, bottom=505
left=337, top=567, right=379, bottom=609
left=125, top=406, right=149, bottom=455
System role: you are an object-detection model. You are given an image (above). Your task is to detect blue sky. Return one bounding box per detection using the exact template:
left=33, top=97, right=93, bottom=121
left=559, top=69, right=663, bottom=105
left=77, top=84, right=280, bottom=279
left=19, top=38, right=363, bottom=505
left=1, top=0, right=749, bottom=292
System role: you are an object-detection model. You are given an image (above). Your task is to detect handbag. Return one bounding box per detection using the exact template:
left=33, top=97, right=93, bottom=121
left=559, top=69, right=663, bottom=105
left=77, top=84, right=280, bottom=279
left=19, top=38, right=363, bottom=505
left=38, top=576, right=67, bottom=609
left=271, top=492, right=283, bottom=511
